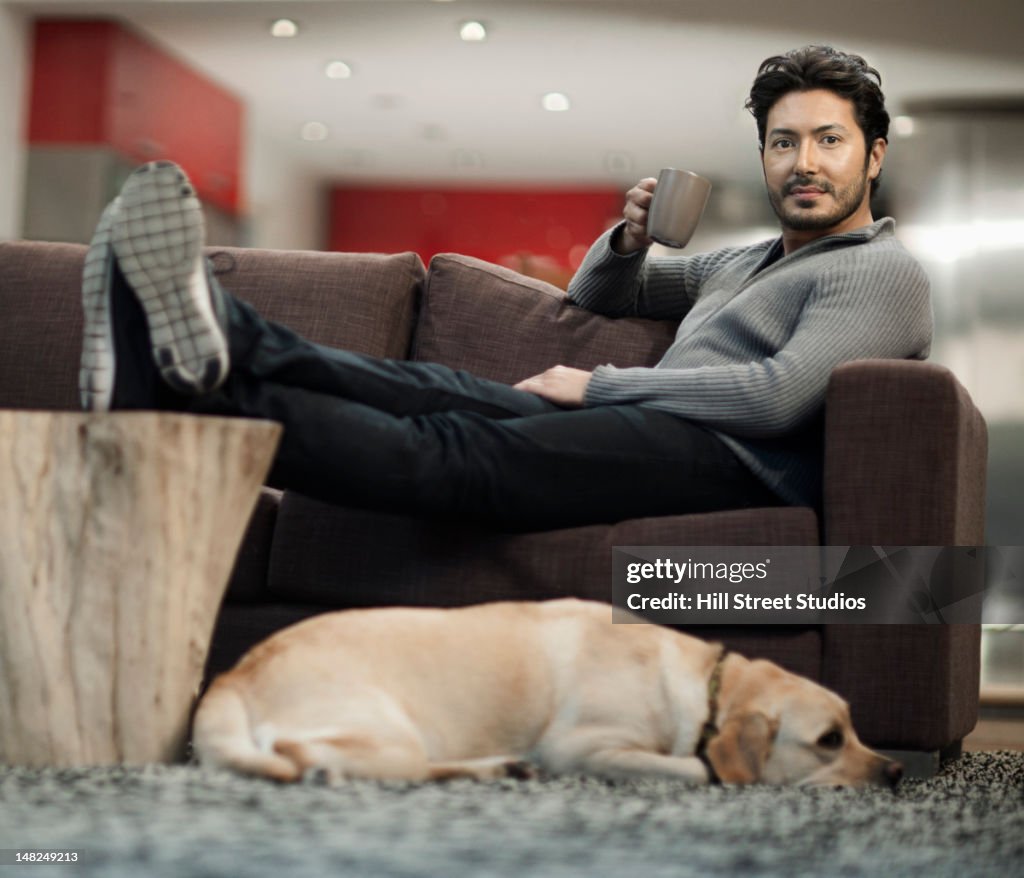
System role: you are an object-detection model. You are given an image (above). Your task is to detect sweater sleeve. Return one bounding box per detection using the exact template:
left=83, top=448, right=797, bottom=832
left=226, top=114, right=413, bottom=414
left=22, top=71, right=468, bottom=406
left=583, top=246, right=933, bottom=438
left=566, top=223, right=747, bottom=321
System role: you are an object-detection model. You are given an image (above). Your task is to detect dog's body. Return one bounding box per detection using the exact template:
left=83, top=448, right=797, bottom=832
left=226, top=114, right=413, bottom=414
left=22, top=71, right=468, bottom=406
left=193, top=599, right=900, bottom=787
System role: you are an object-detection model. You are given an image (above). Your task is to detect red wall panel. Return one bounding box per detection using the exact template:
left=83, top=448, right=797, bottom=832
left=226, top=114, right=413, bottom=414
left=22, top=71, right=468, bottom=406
left=329, top=186, right=623, bottom=285
left=27, top=19, right=243, bottom=214
left=107, top=26, right=243, bottom=214
left=28, top=21, right=114, bottom=144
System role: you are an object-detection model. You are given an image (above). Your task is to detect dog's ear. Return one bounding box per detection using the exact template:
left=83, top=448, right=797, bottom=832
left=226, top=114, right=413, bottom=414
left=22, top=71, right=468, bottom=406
left=706, top=712, right=778, bottom=784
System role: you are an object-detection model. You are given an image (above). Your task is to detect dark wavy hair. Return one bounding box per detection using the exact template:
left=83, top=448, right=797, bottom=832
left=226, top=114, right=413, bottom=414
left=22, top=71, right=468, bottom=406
left=745, top=46, right=890, bottom=194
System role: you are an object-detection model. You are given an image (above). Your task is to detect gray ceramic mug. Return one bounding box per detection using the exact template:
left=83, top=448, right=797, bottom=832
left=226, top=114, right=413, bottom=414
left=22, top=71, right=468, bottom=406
left=646, top=168, right=712, bottom=248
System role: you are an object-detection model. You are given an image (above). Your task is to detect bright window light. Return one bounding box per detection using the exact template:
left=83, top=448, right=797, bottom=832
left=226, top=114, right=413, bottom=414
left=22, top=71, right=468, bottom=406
left=902, top=220, right=1024, bottom=264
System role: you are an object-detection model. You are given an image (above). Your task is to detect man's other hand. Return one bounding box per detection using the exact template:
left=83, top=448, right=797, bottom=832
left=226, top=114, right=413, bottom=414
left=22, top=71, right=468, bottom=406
left=614, top=178, right=658, bottom=255
left=514, top=366, right=592, bottom=407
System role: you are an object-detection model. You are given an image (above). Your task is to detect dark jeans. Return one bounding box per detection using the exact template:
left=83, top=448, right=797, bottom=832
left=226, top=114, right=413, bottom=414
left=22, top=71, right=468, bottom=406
left=171, top=281, right=782, bottom=531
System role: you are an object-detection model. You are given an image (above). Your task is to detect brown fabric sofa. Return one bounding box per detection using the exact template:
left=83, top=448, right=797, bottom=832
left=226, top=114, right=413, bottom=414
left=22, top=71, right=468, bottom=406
left=0, top=240, right=987, bottom=756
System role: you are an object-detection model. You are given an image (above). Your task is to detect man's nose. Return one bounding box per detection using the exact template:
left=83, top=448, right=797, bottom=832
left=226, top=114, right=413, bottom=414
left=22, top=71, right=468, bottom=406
left=794, top=142, right=820, bottom=176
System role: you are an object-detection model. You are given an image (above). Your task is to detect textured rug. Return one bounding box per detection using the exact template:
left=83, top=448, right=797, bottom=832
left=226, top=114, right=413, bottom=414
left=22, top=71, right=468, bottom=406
left=1, top=752, right=1022, bottom=877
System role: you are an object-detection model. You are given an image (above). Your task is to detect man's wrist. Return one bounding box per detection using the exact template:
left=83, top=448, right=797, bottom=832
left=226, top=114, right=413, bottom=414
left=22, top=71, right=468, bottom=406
left=610, top=224, right=646, bottom=257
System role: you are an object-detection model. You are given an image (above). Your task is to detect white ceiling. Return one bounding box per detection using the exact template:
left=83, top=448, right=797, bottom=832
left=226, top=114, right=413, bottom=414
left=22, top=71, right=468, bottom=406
left=13, top=0, right=1024, bottom=189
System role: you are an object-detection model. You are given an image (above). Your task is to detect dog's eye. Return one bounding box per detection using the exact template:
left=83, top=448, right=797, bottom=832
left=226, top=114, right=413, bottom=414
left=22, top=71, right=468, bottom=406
left=817, top=730, right=844, bottom=749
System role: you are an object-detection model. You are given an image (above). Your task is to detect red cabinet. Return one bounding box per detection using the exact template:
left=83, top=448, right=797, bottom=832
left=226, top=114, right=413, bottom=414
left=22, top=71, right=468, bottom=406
left=28, top=19, right=243, bottom=216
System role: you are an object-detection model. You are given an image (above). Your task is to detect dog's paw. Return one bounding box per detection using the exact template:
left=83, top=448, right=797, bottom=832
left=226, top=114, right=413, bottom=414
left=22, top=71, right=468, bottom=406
left=427, top=756, right=537, bottom=782
left=301, top=766, right=333, bottom=786
left=500, top=759, right=537, bottom=781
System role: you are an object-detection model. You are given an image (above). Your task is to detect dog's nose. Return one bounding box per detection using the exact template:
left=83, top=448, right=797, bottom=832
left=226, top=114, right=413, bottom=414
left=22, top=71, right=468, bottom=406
left=884, top=761, right=904, bottom=787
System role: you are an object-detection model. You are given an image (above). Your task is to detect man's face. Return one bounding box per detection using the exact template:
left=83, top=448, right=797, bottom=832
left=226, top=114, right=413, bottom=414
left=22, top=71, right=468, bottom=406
left=761, top=89, right=884, bottom=235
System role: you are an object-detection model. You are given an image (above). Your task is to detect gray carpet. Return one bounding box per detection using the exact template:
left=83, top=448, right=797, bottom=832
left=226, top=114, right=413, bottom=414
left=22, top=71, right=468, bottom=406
left=1, top=752, right=1022, bottom=878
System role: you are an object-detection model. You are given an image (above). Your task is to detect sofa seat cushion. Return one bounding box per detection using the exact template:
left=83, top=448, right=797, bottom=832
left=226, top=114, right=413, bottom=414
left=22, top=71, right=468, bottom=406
left=414, top=253, right=677, bottom=382
left=265, top=494, right=820, bottom=607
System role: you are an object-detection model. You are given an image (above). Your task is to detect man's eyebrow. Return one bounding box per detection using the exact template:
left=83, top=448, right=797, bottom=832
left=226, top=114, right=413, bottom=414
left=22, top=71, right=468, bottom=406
left=768, top=123, right=852, bottom=138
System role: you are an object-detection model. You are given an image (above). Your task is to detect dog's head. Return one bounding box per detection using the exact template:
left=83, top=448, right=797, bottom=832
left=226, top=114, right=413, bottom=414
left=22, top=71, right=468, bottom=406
left=706, top=658, right=902, bottom=788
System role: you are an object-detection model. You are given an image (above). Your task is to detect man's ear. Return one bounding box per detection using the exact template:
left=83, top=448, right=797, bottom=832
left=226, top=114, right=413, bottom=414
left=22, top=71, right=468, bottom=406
left=706, top=712, right=778, bottom=784
left=868, top=137, right=887, bottom=182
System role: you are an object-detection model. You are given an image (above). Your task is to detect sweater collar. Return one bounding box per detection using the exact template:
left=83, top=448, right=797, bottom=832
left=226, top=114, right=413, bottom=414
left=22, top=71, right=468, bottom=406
left=779, top=216, right=895, bottom=251
left=755, top=217, right=895, bottom=275
left=837, top=216, right=894, bottom=241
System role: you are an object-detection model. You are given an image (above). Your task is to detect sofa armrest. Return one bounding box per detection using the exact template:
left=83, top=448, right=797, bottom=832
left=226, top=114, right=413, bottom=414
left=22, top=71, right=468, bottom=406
left=823, top=359, right=988, bottom=545
left=821, top=623, right=981, bottom=750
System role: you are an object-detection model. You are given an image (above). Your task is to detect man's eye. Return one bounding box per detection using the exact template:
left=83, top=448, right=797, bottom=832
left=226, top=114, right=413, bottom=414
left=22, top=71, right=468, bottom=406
left=773, top=139, right=794, bottom=149
left=822, top=135, right=840, bottom=145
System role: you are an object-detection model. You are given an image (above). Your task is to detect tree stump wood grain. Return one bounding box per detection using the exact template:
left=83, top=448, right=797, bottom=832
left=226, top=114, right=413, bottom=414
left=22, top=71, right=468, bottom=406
left=0, top=411, right=281, bottom=767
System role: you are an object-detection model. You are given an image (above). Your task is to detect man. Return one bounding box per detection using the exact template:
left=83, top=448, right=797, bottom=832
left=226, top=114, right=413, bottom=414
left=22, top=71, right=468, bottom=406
left=79, top=45, right=931, bottom=531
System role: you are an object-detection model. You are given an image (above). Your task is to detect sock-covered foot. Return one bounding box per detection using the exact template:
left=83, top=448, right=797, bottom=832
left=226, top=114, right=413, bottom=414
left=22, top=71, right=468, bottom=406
left=111, top=160, right=230, bottom=396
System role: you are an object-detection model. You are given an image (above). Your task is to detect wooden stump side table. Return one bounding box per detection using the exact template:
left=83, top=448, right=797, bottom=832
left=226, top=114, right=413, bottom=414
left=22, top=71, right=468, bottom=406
left=0, top=411, right=281, bottom=767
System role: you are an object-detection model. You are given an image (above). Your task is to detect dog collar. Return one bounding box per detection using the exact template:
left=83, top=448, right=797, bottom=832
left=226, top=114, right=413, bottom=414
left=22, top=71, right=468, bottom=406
left=695, top=646, right=729, bottom=785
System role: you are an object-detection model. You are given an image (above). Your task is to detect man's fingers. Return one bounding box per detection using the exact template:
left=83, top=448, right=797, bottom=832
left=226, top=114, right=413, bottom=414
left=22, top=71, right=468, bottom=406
left=514, top=370, right=553, bottom=391
left=622, top=179, right=656, bottom=236
left=622, top=183, right=655, bottom=252
left=623, top=202, right=649, bottom=228
left=630, top=183, right=655, bottom=205
left=626, top=187, right=655, bottom=211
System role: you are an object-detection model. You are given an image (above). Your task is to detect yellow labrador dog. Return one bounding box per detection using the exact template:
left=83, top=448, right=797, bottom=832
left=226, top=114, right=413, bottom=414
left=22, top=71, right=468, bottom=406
left=192, top=599, right=902, bottom=788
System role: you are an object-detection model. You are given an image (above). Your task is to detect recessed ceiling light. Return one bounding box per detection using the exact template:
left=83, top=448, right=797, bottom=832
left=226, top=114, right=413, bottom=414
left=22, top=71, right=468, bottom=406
left=325, top=61, right=352, bottom=80
left=459, top=21, right=487, bottom=42
left=300, top=122, right=329, bottom=142
left=271, top=19, right=298, bottom=38
left=542, top=92, right=571, bottom=112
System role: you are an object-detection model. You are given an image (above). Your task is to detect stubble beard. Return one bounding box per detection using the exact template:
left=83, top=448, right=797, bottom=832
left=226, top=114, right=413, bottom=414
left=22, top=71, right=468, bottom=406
left=768, top=170, right=870, bottom=233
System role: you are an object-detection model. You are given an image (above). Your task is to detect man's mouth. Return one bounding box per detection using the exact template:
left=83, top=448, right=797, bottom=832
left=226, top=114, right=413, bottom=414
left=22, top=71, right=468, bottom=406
left=786, top=181, right=831, bottom=201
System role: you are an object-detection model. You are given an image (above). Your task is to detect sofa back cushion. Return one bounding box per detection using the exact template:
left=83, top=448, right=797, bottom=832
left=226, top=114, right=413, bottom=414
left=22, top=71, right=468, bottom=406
left=413, top=253, right=677, bottom=382
left=0, top=242, right=85, bottom=409
left=207, top=247, right=423, bottom=358
left=0, top=241, right=425, bottom=411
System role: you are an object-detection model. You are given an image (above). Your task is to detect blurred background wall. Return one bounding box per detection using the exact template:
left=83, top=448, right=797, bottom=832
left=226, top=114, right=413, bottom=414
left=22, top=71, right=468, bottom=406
left=0, top=3, right=29, bottom=241
left=885, top=107, right=1024, bottom=553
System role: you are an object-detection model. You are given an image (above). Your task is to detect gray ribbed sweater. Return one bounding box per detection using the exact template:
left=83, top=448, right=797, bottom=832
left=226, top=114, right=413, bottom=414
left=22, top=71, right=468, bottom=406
left=568, top=217, right=933, bottom=508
